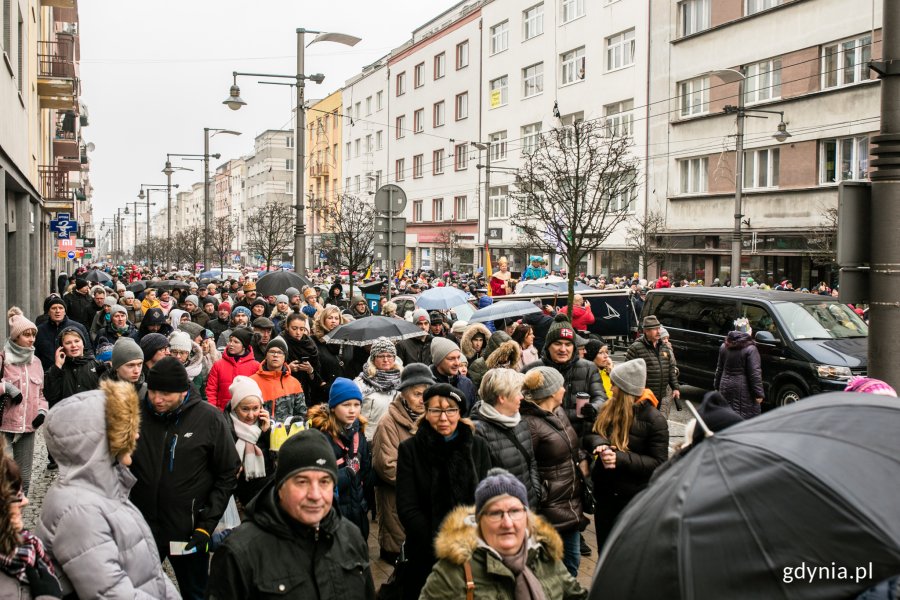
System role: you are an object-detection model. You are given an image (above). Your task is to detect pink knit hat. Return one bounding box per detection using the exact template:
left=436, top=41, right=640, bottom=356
left=844, top=377, right=897, bottom=397
left=7, top=307, right=36, bottom=342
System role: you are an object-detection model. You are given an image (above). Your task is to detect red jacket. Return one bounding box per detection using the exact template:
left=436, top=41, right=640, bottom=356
left=559, top=303, right=595, bottom=332
left=206, top=351, right=260, bottom=410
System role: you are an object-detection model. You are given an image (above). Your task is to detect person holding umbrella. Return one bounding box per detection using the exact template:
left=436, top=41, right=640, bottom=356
left=354, top=338, right=404, bottom=442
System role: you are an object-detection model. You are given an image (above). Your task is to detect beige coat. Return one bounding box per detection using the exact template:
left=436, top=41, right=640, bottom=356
left=371, top=392, right=419, bottom=555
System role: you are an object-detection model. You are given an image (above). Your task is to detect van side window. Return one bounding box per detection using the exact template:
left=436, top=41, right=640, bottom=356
left=691, top=299, right=736, bottom=336
left=743, top=304, right=781, bottom=340
left=651, top=296, right=688, bottom=330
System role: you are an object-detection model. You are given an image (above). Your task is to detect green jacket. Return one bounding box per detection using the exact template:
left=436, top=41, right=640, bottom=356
left=420, top=505, right=587, bottom=600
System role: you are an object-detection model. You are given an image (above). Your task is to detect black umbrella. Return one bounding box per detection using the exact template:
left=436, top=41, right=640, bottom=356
left=84, top=270, right=112, bottom=283
left=323, top=316, right=426, bottom=346
left=255, top=271, right=311, bottom=297
left=590, top=393, right=900, bottom=600
left=151, top=280, right=192, bottom=293
left=126, top=280, right=147, bottom=293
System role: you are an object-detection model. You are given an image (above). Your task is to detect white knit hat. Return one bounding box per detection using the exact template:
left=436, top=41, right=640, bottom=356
left=168, top=330, right=193, bottom=353
left=229, top=375, right=263, bottom=409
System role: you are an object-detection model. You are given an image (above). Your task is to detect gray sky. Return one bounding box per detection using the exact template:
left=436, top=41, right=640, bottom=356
left=80, top=0, right=460, bottom=223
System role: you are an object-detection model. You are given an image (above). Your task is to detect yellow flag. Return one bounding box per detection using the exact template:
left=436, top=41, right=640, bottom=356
left=403, top=251, right=412, bottom=270
left=485, top=246, right=493, bottom=296
left=364, top=264, right=372, bottom=280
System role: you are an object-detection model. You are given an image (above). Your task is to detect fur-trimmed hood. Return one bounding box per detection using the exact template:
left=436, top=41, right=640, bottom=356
left=460, top=323, right=491, bottom=360
left=434, top=505, right=564, bottom=565
left=486, top=340, right=521, bottom=370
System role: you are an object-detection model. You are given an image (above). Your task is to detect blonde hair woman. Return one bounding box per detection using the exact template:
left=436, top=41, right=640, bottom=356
left=310, top=305, right=350, bottom=404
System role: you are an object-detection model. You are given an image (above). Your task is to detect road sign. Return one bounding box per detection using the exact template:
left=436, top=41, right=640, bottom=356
left=82, top=237, right=96, bottom=248
left=373, top=184, right=407, bottom=214
left=50, top=213, right=78, bottom=239
left=372, top=244, right=406, bottom=261
left=57, top=251, right=66, bottom=259
left=66, top=250, right=76, bottom=260
left=374, top=230, right=406, bottom=247
left=374, top=216, right=406, bottom=234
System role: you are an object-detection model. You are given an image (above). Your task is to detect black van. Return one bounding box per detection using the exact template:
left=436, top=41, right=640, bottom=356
left=642, top=287, right=868, bottom=407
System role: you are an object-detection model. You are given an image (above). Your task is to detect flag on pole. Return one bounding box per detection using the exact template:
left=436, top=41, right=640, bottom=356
left=485, top=244, right=493, bottom=296
left=363, top=264, right=372, bottom=280
left=396, top=251, right=412, bottom=280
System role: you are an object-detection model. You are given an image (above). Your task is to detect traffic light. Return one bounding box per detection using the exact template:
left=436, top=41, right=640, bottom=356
left=836, top=181, right=871, bottom=304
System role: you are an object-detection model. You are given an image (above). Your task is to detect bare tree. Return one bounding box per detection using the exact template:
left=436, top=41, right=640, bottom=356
left=173, top=226, right=204, bottom=272
left=626, top=209, right=673, bottom=279
left=244, top=203, right=294, bottom=272
left=510, top=118, right=639, bottom=308
left=320, top=193, right=375, bottom=299
left=209, top=216, right=237, bottom=275
left=434, top=228, right=461, bottom=275
left=808, top=204, right=839, bottom=270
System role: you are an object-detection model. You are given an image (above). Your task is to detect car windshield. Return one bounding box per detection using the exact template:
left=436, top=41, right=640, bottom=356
left=773, top=301, right=868, bottom=339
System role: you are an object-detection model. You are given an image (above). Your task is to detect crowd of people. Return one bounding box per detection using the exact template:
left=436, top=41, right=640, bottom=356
left=0, top=264, right=893, bottom=599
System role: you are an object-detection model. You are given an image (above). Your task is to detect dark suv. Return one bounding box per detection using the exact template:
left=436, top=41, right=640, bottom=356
left=642, top=287, right=868, bottom=407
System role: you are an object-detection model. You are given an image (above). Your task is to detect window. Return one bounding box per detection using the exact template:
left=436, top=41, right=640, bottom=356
left=679, top=76, right=709, bottom=117
left=366, top=96, right=372, bottom=115
left=455, top=143, right=468, bottom=170
left=365, top=134, right=373, bottom=153
left=376, top=130, right=383, bottom=150
left=396, top=71, right=406, bottom=96
left=678, top=0, right=710, bottom=36
left=414, top=62, right=425, bottom=88
left=822, top=35, right=872, bottom=89
left=604, top=99, right=634, bottom=137
left=375, top=170, right=383, bottom=189
left=455, top=196, right=467, bottom=220
left=286, top=136, right=294, bottom=148
left=413, top=200, right=423, bottom=222
left=820, top=136, right=869, bottom=183
left=560, top=111, right=584, bottom=147
left=490, top=186, right=510, bottom=218
left=413, top=154, right=424, bottom=178
left=354, top=102, right=361, bottom=119
left=524, top=4, right=544, bottom=40
left=354, top=175, right=361, bottom=193
left=345, top=177, right=351, bottom=192
left=455, top=92, right=469, bottom=120
left=523, top=63, right=544, bottom=97
left=608, top=184, right=637, bottom=212
left=395, top=158, right=406, bottom=181
left=286, top=159, right=294, bottom=171
left=345, top=141, right=352, bottom=158
left=414, top=109, right=424, bottom=133
left=490, top=21, right=509, bottom=55
left=376, top=91, right=384, bottom=110
left=433, top=149, right=445, bottom=174
left=433, top=101, right=445, bottom=127
left=396, top=115, right=406, bottom=138
left=434, top=52, right=446, bottom=79
left=489, top=76, right=508, bottom=108
left=489, top=131, right=508, bottom=161
left=354, top=138, right=361, bottom=157
left=521, top=122, right=542, bottom=155
left=606, top=29, right=635, bottom=70
left=744, top=59, right=782, bottom=103
left=433, top=198, right=444, bottom=221
left=456, top=40, right=469, bottom=69
left=560, top=47, right=586, bottom=85
left=743, top=147, right=780, bottom=189
left=333, top=109, right=339, bottom=130
left=2, top=0, right=10, bottom=52
left=746, top=0, right=781, bottom=15
left=679, top=157, right=708, bottom=193
left=561, top=0, right=585, bottom=23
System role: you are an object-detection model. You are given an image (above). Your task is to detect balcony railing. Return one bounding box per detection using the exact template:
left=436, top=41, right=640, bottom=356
left=38, top=40, right=75, bottom=79
left=311, top=162, right=330, bottom=177
left=39, top=165, right=71, bottom=202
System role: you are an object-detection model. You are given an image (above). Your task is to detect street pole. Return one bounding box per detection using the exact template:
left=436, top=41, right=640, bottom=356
left=165, top=162, right=172, bottom=271
left=146, top=189, right=152, bottom=269
left=203, top=128, right=211, bottom=270
left=295, top=28, right=307, bottom=275
left=731, top=70, right=746, bottom=287
left=484, top=141, right=491, bottom=273
left=387, top=188, right=393, bottom=301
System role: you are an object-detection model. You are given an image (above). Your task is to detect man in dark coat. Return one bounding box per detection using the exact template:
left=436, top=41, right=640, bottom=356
left=129, top=357, right=239, bottom=600
left=207, top=430, right=375, bottom=600
left=625, top=315, right=680, bottom=407
left=36, top=296, right=92, bottom=371
left=94, top=305, right=140, bottom=348
left=396, top=309, right=432, bottom=366
left=63, top=278, right=95, bottom=329
left=428, top=337, right=477, bottom=413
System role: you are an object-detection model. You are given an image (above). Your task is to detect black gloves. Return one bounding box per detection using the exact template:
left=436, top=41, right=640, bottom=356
left=184, top=528, right=211, bottom=553
left=31, top=413, right=46, bottom=429
left=580, top=403, right=598, bottom=423
left=26, top=564, right=62, bottom=598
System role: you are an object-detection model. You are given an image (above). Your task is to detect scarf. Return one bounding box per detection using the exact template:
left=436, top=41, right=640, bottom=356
left=478, top=401, right=521, bottom=428
left=400, top=395, right=423, bottom=423
left=498, top=538, right=545, bottom=600
left=281, top=332, right=318, bottom=364
left=360, top=364, right=402, bottom=393
left=0, top=530, right=55, bottom=584
left=185, top=343, right=203, bottom=378
left=230, top=414, right=266, bottom=480
left=3, top=340, right=34, bottom=365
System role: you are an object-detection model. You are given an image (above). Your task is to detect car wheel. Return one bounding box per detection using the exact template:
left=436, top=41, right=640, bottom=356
left=775, top=382, right=804, bottom=406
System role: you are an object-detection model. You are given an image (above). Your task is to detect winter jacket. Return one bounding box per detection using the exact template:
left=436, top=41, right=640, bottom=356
left=226, top=411, right=273, bottom=507
left=520, top=400, right=589, bottom=533
left=206, top=483, right=375, bottom=600
left=429, top=364, right=477, bottom=415
left=0, top=570, right=58, bottom=600
left=626, top=335, right=680, bottom=403
left=558, top=303, right=596, bottom=332
left=420, top=506, right=587, bottom=600
left=188, top=307, right=209, bottom=328
left=94, top=322, right=140, bottom=348
left=396, top=422, right=491, bottom=600
left=371, top=392, right=418, bottom=555
left=715, top=331, right=765, bottom=419
left=251, top=364, right=306, bottom=422
left=44, top=355, right=106, bottom=408
left=325, top=420, right=372, bottom=540
left=0, top=351, right=46, bottom=434
left=523, top=351, right=606, bottom=439
left=129, top=390, right=240, bottom=547
left=467, top=331, right=511, bottom=392
left=310, top=335, right=350, bottom=404
left=396, top=334, right=432, bottom=366
left=459, top=323, right=491, bottom=363
left=36, top=388, right=180, bottom=599
left=279, top=333, right=323, bottom=404
left=518, top=345, right=540, bottom=370
left=35, top=317, right=91, bottom=372
left=354, top=366, right=403, bottom=442
left=63, top=291, right=94, bottom=330
left=89, top=309, right=113, bottom=340
left=206, top=351, right=261, bottom=410
left=471, top=403, right=542, bottom=508
left=207, top=316, right=231, bottom=344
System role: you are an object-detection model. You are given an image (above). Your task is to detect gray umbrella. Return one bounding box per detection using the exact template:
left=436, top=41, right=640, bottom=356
left=590, top=393, right=900, bottom=600
left=469, top=300, right=542, bottom=323
left=323, top=316, right=427, bottom=346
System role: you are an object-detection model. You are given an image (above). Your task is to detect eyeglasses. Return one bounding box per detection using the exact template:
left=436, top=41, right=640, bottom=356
left=482, top=507, right=526, bottom=523
left=426, top=407, right=460, bottom=417
left=267, top=349, right=285, bottom=356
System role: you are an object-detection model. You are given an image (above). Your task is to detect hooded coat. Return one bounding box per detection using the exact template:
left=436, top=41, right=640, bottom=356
left=420, top=506, right=587, bottom=600
left=251, top=363, right=306, bottom=422
left=467, top=331, right=512, bottom=391
left=43, top=328, right=106, bottom=408
left=35, top=383, right=180, bottom=599
left=459, top=323, right=491, bottom=363
left=714, top=331, right=765, bottom=418
left=35, top=316, right=91, bottom=372
left=206, top=351, right=261, bottom=411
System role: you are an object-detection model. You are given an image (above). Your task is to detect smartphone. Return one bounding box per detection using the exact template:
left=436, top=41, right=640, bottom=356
left=299, top=357, right=309, bottom=363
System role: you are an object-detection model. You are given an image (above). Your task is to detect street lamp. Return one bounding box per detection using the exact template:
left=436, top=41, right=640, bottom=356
left=162, top=159, right=194, bottom=271
left=197, top=130, right=240, bottom=269
left=138, top=184, right=171, bottom=270
left=710, top=68, right=792, bottom=285
left=223, top=27, right=361, bottom=275
left=123, top=202, right=145, bottom=262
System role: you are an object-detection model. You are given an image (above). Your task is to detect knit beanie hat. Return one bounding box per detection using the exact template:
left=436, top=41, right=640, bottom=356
left=75, top=278, right=89, bottom=291
left=584, top=339, right=604, bottom=362
left=398, top=363, right=436, bottom=390
left=184, top=294, right=199, bottom=307
left=845, top=376, right=898, bottom=397
left=45, top=295, right=66, bottom=311
left=229, top=375, right=263, bottom=410
left=328, top=377, right=363, bottom=408
left=111, top=337, right=143, bottom=371
left=369, top=337, right=396, bottom=360
left=218, top=301, right=232, bottom=313
left=475, top=467, right=529, bottom=516
left=544, top=313, right=576, bottom=347
left=232, top=306, right=251, bottom=319
left=146, top=356, right=191, bottom=393
left=104, top=297, right=117, bottom=308
left=124, top=291, right=135, bottom=300
left=276, top=294, right=290, bottom=304
left=109, top=304, right=127, bottom=317
left=168, top=331, right=193, bottom=353
left=411, top=308, right=430, bottom=324
left=140, top=333, right=170, bottom=361
left=610, top=358, right=647, bottom=396
left=286, top=287, right=301, bottom=298
left=229, top=326, right=253, bottom=349
left=143, top=308, right=166, bottom=327
left=522, top=366, right=565, bottom=402
left=303, top=288, right=317, bottom=300
left=7, top=307, right=36, bottom=342
left=430, top=337, right=459, bottom=366
left=179, top=321, right=204, bottom=340
left=266, top=336, right=289, bottom=355
left=202, top=296, right=218, bottom=309
left=451, top=320, right=468, bottom=335
left=275, top=429, right=339, bottom=489
left=692, top=391, right=744, bottom=445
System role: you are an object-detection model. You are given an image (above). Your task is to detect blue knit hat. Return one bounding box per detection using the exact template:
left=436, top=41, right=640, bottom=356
left=232, top=306, right=251, bottom=319
left=328, top=377, right=363, bottom=408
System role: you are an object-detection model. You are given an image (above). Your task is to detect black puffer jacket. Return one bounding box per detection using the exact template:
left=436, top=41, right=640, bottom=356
left=310, top=335, right=348, bottom=405
left=207, top=484, right=375, bottom=600
left=64, top=291, right=95, bottom=330
left=520, top=401, right=588, bottom=534
left=714, top=331, right=764, bottom=419
left=523, top=352, right=606, bottom=439
left=625, top=336, right=679, bottom=402
left=471, top=403, right=542, bottom=508
left=396, top=334, right=432, bottom=366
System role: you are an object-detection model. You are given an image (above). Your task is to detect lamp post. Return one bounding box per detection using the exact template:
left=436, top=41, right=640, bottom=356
left=197, top=130, right=241, bottom=270
left=138, top=184, right=169, bottom=270
left=472, top=142, right=493, bottom=271
left=162, top=159, right=194, bottom=271
left=123, top=202, right=143, bottom=262
left=223, top=28, right=361, bottom=275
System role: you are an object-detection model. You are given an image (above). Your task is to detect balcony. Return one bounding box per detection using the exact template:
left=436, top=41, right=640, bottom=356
left=37, top=39, right=77, bottom=109
left=41, top=0, right=76, bottom=9
left=39, top=165, right=73, bottom=209
left=310, top=162, right=330, bottom=178
left=53, top=111, right=78, bottom=162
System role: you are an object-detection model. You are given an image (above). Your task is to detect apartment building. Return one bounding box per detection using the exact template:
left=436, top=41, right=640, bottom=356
left=647, top=0, right=881, bottom=287
left=306, top=90, right=344, bottom=268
